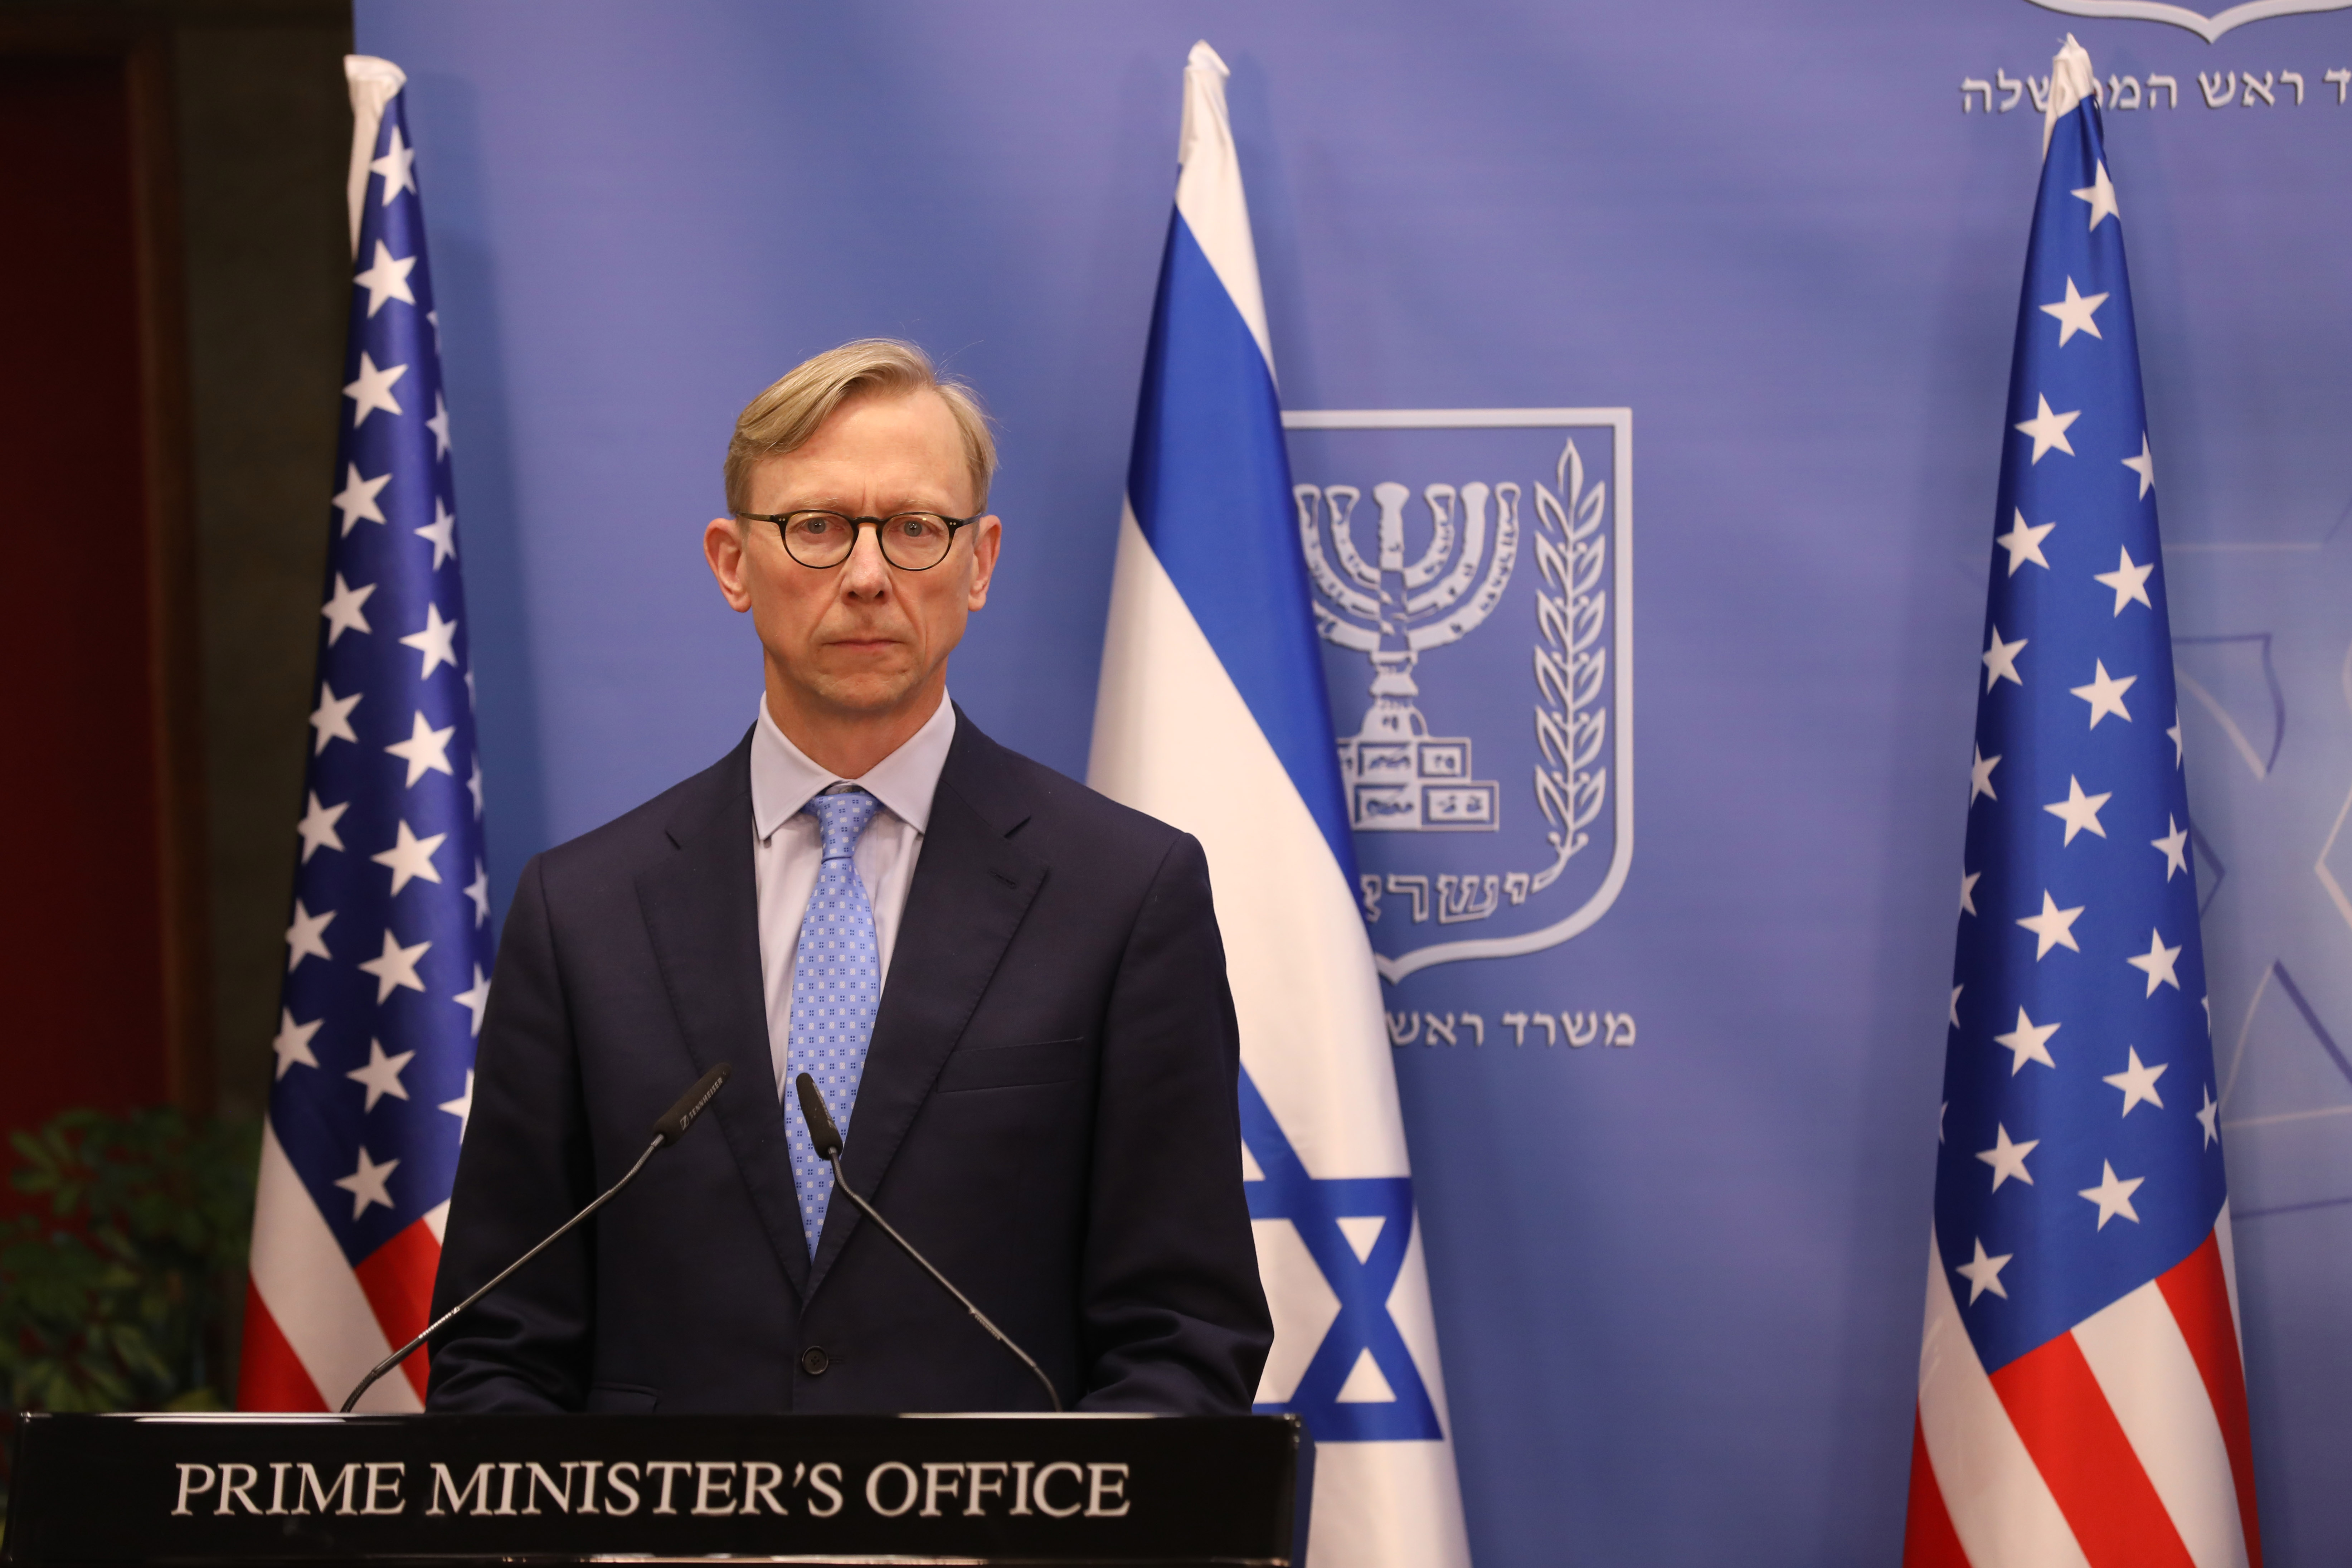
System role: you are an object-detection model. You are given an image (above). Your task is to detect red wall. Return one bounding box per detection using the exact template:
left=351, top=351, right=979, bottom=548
left=0, top=56, right=172, bottom=1130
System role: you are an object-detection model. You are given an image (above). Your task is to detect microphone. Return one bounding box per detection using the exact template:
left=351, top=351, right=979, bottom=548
left=339, top=1062, right=732, bottom=1413
left=794, top=1072, right=1063, bottom=1412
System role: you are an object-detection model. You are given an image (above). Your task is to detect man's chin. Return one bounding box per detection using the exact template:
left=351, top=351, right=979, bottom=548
left=806, top=672, right=928, bottom=717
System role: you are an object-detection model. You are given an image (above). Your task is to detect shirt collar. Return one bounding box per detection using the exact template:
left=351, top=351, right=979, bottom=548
left=750, top=692, right=957, bottom=842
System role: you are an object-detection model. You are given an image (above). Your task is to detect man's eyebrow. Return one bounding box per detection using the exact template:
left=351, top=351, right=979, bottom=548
left=768, top=495, right=962, bottom=514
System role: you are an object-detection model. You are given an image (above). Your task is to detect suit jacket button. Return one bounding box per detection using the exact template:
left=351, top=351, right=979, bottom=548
left=800, top=1346, right=831, bottom=1376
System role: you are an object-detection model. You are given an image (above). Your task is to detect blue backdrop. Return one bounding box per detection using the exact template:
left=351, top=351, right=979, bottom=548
left=352, top=1, right=2352, bottom=1560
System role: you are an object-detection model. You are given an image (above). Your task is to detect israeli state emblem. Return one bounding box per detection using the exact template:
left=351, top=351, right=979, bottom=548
left=1285, top=408, right=1633, bottom=981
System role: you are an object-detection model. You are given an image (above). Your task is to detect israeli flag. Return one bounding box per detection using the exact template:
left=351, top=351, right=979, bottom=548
left=1089, top=42, right=1473, bottom=1568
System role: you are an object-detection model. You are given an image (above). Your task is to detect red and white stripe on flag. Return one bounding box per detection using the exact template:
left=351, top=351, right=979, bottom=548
left=238, top=1119, right=448, bottom=1412
left=1903, top=1214, right=2261, bottom=1568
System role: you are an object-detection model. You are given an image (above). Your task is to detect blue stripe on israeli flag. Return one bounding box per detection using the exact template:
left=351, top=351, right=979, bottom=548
left=1126, top=214, right=1357, bottom=875
left=1089, top=41, right=1473, bottom=1568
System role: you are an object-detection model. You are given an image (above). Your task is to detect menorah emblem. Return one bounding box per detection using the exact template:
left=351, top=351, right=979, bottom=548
left=1282, top=408, right=1631, bottom=979
left=1298, top=478, right=1521, bottom=830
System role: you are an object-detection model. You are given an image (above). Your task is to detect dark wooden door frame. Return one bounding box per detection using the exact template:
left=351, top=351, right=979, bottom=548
left=3, top=8, right=211, bottom=1114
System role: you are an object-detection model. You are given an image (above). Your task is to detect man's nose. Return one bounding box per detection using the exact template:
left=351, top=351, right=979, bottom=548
left=839, top=525, right=894, bottom=595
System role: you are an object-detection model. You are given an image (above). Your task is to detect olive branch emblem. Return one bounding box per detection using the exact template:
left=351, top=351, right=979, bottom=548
left=1526, top=437, right=1609, bottom=894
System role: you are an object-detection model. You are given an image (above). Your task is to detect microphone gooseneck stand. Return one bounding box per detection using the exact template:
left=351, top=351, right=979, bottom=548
left=794, top=1072, right=1064, bottom=1413
left=339, top=1062, right=733, bottom=1413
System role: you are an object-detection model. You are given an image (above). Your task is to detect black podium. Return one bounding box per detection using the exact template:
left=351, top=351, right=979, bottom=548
left=2, top=1412, right=1309, bottom=1565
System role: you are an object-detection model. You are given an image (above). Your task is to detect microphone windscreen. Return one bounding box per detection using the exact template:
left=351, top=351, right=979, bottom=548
left=652, top=1063, right=730, bottom=1146
left=795, top=1072, right=845, bottom=1159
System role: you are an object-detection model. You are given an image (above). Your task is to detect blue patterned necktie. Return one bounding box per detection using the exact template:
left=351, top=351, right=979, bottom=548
left=784, top=786, right=885, bottom=1254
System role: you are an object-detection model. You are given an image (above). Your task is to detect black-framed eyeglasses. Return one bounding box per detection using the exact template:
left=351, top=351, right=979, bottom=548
left=739, top=509, right=980, bottom=571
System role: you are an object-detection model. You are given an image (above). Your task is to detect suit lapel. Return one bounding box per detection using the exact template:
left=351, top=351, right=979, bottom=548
left=806, top=714, right=1045, bottom=1295
left=635, top=731, right=816, bottom=1298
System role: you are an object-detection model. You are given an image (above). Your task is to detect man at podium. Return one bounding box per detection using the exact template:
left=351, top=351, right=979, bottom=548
left=427, top=340, right=1272, bottom=1416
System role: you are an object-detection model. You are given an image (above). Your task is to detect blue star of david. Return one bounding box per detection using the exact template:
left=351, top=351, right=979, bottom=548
left=1238, top=1069, right=1443, bottom=1441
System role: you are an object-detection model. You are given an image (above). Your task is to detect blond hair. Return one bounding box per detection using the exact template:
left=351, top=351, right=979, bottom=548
left=724, top=339, right=996, bottom=516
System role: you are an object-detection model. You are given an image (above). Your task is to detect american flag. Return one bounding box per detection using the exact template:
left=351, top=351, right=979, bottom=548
left=236, top=57, right=490, bottom=1413
left=1902, top=41, right=2260, bottom=1568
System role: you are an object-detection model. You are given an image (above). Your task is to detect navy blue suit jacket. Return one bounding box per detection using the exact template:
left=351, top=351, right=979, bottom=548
left=424, top=710, right=1272, bottom=1414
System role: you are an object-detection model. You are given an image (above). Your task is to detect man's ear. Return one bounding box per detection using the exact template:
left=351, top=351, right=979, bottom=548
left=705, top=516, right=754, bottom=612
left=966, top=514, right=1002, bottom=611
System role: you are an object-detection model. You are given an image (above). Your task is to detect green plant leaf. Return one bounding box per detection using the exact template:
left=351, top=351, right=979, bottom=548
left=0, top=1106, right=257, bottom=1415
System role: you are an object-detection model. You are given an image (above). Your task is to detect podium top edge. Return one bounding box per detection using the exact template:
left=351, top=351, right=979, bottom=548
left=16, top=1410, right=1296, bottom=1426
